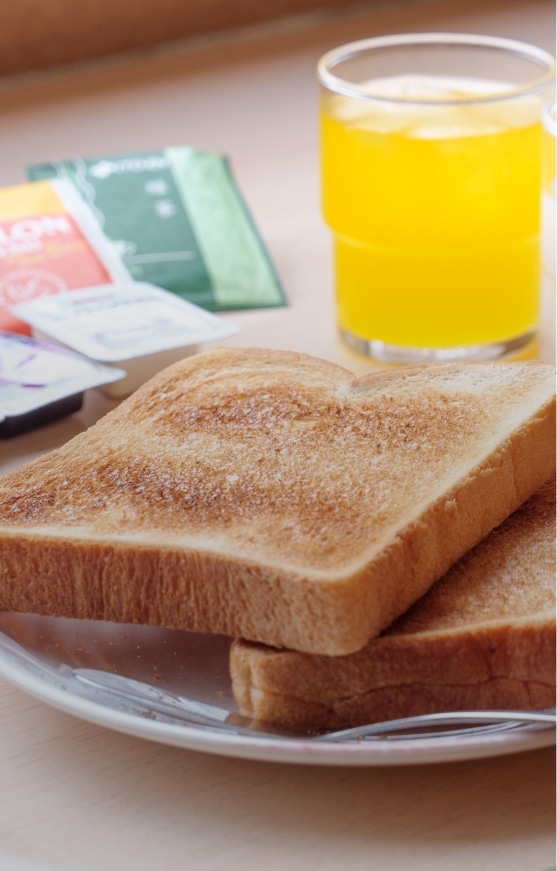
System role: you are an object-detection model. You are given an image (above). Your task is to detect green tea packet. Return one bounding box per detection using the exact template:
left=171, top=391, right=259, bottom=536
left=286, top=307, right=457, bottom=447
left=27, top=148, right=286, bottom=312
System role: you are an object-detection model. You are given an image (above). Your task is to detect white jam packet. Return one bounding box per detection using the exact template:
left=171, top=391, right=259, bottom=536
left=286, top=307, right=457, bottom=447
left=0, top=331, right=125, bottom=437
left=13, top=281, right=238, bottom=397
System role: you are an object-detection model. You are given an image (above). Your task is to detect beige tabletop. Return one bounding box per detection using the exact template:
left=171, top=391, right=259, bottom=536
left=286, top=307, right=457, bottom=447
left=0, top=1, right=556, bottom=869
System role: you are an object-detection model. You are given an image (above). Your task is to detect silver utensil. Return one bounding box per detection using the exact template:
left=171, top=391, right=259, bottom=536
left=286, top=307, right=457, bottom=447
left=318, top=709, right=557, bottom=742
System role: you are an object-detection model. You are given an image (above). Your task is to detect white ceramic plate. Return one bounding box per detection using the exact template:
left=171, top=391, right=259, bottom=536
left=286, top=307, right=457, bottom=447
left=0, top=612, right=554, bottom=767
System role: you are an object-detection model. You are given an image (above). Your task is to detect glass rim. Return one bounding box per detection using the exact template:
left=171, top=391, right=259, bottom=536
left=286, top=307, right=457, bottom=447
left=317, top=32, right=556, bottom=105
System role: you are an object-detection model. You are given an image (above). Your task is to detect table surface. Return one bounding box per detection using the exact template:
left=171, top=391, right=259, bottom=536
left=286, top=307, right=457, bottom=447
left=0, top=1, right=555, bottom=869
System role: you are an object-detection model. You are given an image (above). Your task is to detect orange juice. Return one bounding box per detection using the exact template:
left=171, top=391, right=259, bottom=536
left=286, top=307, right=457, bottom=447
left=542, top=101, right=556, bottom=281
left=320, top=75, right=545, bottom=355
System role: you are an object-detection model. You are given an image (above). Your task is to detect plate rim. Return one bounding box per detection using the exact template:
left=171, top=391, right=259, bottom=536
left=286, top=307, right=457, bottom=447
left=0, top=624, right=554, bottom=767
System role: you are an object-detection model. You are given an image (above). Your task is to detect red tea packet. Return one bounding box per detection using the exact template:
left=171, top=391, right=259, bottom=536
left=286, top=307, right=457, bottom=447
left=0, top=178, right=129, bottom=334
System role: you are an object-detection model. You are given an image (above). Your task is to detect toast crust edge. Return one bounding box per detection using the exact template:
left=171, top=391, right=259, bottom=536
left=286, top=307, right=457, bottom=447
left=231, top=619, right=557, bottom=731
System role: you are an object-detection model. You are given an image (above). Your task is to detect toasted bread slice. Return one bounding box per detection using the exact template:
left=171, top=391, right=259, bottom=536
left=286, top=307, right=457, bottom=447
left=230, top=478, right=557, bottom=730
left=0, top=349, right=554, bottom=655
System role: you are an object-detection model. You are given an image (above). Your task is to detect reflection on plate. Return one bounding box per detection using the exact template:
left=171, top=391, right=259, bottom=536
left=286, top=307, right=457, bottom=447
left=0, top=612, right=554, bottom=767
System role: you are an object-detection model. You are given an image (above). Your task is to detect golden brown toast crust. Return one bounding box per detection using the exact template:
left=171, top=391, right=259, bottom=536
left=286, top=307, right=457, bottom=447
left=230, top=479, right=557, bottom=730
left=0, top=349, right=555, bottom=654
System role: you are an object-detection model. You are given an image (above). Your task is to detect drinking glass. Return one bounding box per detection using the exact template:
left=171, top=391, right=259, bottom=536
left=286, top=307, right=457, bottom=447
left=542, top=99, right=556, bottom=282
left=318, top=33, right=556, bottom=363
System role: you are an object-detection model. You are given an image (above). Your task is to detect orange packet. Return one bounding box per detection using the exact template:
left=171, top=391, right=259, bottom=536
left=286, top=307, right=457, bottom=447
left=0, top=178, right=129, bottom=334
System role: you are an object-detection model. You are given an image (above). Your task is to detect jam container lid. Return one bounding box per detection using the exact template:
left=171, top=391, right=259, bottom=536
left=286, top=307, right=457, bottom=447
left=0, top=331, right=125, bottom=437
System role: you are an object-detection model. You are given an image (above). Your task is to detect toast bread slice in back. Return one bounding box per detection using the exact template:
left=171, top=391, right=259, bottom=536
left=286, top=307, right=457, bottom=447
left=0, top=348, right=554, bottom=655
left=230, top=478, right=557, bottom=730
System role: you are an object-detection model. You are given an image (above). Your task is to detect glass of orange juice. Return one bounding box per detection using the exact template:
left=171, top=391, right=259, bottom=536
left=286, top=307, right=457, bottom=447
left=542, top=100, right=556, bottom=282
left=318, top=33, right=555, bottom=363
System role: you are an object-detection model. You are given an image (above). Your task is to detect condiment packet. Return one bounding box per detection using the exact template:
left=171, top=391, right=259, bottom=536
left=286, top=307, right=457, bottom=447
left=13, top=281, right=238, bottom=397
left=27, top=148, right=286, bottom=312
left=0, top=331, right=125, bottom=438
left=0, top=178, right=130, bottom=335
